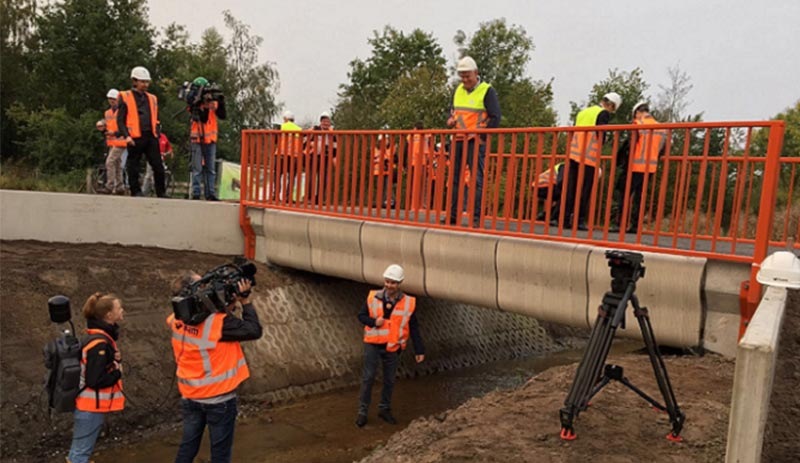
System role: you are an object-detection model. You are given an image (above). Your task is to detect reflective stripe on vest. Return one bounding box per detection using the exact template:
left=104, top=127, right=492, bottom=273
left=75, top=329, right=125, bottom=412
left=569, top=105, right=604, bottom=167
left=104, top=108, right=127, bottom=147
left=631, top=115, right=667, bottom=173
left=534, top=162, right=564, bottom=188
left=452, top=82, right=491, bottom=139
left=190, top=102, right=219, bottom=144
left=119, top=90, right=158, bottom=139
left=276, top=121, right=302, bottom=156
left=167, top=313, right=250, bottom=399
left=372, top=145, right=396, bottom=176
left=363, top=290, right=416, bottom=352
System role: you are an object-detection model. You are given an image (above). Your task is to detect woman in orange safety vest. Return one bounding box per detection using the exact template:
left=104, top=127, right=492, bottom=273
left=67, top=293, right=125, bottom=463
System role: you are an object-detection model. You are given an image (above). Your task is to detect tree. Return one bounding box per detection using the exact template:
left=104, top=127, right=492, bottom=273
left=653, top=64, right=694, bottom=122
left=454, top=19, right=557, bottom=128
left=222, top=9, right=280, bottom=155
left=335, top=26, right=447, bottom=129
left=1, top=0, right=37, bottom=158
left=378, top=65, right=451, bottom=129
left=570, top=68, right=649, bottom=124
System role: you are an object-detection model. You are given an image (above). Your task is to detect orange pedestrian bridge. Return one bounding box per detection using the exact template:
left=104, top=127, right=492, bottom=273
left=238, top=120, right=794, bottom=357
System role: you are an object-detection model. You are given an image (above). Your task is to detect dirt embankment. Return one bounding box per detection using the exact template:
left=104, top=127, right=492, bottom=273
left=0, top=240, right=289, bottom=460
left=361, top=354, right=734, bottom=463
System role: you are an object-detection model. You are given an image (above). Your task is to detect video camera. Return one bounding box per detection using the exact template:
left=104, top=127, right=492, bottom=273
left=177, top=80, right=223, bottom=109
left=171, top=258, right=257, bottom=326
left=605, top=250, right=645, bottom=293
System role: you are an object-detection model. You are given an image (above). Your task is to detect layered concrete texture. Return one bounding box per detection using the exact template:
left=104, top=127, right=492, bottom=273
left=704, top=260, right=750, bottom=358
left=423, top=230, right=500, bottom=310
left=0, top=189, right=243, bottom=255
left=586, top=249, right=705, bottom=347
left=308, top=216, right=364, bottom=282
left=242, top=275, right=563, bottom=402
left=360, top=222, right=426, bottom=295
left=496, top=239, right=592, bottom=328
left=260, top=209, right=312, bottom=271
left=725, top=286, right=787, bottom=463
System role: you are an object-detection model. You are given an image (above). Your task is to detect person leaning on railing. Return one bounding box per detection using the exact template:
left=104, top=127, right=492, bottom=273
left=561, top=92, right=621, bottom=230
left=445, top=56, right=501, bottom=228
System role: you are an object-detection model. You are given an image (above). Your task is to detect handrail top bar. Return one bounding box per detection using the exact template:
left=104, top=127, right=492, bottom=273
left=241, top=120, right=783, bottom=136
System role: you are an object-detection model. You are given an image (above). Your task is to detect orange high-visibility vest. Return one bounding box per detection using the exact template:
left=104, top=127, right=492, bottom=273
left=372, top=145, right=396, bottom=176
left=363, top=290, right=417, bottom=352
left=630, top=115, right=667, bottom=174
left=104, top=108, right=127, bottom=147
left=533, top=162, right=564, bottom=189
left=190, top=102, right=219, bottom=144
left=407, top=133, right=432, bottom=168
left=167, top=313, right=250, bottom=400
left=569, top=105, right=604, bottom=167
left=119, top=90, right=158, bottom=139
left=75, top=329, right=125, bottom=412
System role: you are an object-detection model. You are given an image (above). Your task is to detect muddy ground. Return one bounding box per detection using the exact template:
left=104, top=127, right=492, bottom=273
left=1, top=240, right=797, bottom=462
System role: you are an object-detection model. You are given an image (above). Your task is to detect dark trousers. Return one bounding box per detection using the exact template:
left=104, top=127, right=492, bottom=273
left=626, top=172, right=648, bottom=230
left=563, top=159, right=596, bottom=225
left=127, top=135, right=165, bottom=197
left=175, top=396, right=238, bottom=463
left=448, top=139, right=485, bottom=225
left=358, top=343, right=399, bottom=415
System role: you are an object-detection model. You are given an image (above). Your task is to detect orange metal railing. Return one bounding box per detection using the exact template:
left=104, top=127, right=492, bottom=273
left=239, top=121, right=789, bottom=326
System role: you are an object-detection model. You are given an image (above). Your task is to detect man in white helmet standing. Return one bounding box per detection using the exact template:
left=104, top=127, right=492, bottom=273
left=116, top=66, right=167, bottom=197
left=100, top=89, right=128, bottom=194
left=560, top=91, right=622, bottom=230
left=445, top=56, right=501, bottom=228
left=356, top=264, right=425, bottom=428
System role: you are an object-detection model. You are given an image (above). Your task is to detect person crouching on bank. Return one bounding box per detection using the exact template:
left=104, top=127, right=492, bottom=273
left=356, top=264, right=425, bottom=427
left=168, top=273, right=263, bottom=463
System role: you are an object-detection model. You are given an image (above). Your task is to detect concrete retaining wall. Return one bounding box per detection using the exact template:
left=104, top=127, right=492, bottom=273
left=0, top=190, right=243, bottom=255
left=256, top=209, right=747, bottom=351
left=725, top=286, right=788, bottom=463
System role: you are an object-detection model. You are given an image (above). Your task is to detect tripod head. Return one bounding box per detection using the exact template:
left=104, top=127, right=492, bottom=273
left=606, top=250, right=645, bottom=294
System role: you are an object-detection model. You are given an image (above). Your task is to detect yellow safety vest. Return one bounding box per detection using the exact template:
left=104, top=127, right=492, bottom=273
left=452, top=82, right=491, bottom=139
left=569, top=105, right=604, bottom=167
left=278, top=121, right=302, bottom=157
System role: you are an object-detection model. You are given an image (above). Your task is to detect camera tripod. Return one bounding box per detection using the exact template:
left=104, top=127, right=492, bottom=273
left=559, top=252, right=685, bottom=442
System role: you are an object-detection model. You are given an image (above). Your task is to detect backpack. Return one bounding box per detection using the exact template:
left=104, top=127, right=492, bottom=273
left=43, top=332, right=106, bottom=413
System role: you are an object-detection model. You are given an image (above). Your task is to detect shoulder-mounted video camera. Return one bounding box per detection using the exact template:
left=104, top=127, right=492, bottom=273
left=171, top=258, right=257, bottom=326
left=178, top=80, right=223, bottom=109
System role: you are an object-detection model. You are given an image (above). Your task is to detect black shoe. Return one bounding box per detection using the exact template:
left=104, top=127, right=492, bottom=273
left=191, top=195, right=201, bottom=200
left=577, top=221, right=588, bottom=231
left=355, top=414, right=367, bottom=428
left=206, top=195, right=219, bottom=201
left=472, top=218, right=481, bottom=228
left=440, top=217, right=456, bottom=226
left=378, top=409, right=397, bottom=424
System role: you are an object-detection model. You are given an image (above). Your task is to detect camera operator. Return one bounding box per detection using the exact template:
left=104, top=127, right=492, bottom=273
left=168, top=271, right=261, bottom=463
left=116, top=66, right=167, bottom=197
left=189, top=77, right=226, bottom=201
left=67, top=293, right=125, bottom=463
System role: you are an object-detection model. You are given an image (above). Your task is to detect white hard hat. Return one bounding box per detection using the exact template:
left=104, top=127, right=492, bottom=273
left=382, top=264, right=405, bottom=282
left=631, top=100, right=649, bottom=117
left=602, top=92, right=622, bottom=111
left=456, top=56, right=478, bottom=72
left=283, top=110, right=294, bottom=120
left=106, top=88, right=119, bottom=99
left=130, top=66, right=151, bottom=81
left=319, top=111, right=331, bottom=121
left=95, top=119, right=106, bottom=129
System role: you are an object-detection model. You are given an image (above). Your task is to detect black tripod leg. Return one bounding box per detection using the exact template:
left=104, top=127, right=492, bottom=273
left=632, top=296, right=685, bottom=440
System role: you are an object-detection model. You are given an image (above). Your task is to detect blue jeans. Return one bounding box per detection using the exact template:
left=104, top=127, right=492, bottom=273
left=358, top=343, right=399, bottom=415
left=175, top=396, right=238, bottom=463
left=68, top=410, right=106, bottom=463
left=448, top=138, right=485, bottom=225
left=191, top=142, right=217, bottom=198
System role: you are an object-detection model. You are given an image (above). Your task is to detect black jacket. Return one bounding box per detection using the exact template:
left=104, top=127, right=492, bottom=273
left=83, top=319, right=122, bottom=390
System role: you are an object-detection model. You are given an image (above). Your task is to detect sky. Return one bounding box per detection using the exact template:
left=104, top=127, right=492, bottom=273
left=148, top=0, right=800, bottom=126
